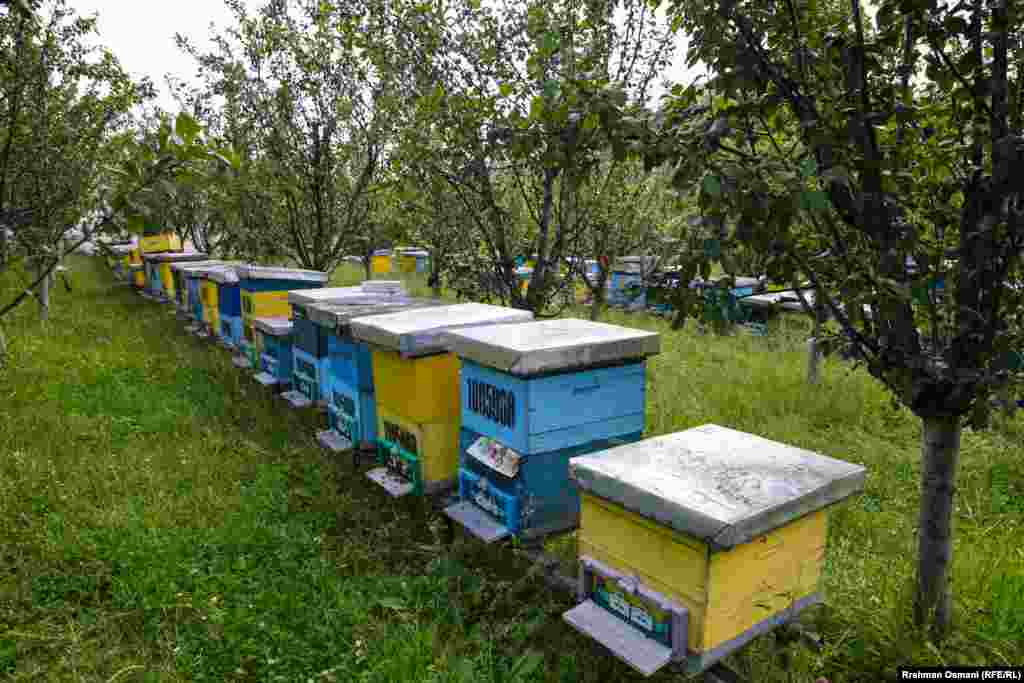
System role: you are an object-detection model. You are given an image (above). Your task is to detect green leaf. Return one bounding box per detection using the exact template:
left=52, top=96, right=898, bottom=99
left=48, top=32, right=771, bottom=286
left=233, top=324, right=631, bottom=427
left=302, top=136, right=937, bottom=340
left=543, top=32, right=559, bottom=53
left=509, top=651, right=544, bottom=681
left=529, top=97, right=545, bottom=120
left=499, top=83, right=514, bottom=97
left=543, top=80, right=560, bottom=100
left=702, top=174, right=722, bottom=197
left=799, top=157, right=817, bottom=178
left=174, top=113, right=202, bottom=145
left=800, top=190, right=830, bottom=211
left=704, top=238, right=721, bottom=258
left=376, top=597, right=405, bottom=611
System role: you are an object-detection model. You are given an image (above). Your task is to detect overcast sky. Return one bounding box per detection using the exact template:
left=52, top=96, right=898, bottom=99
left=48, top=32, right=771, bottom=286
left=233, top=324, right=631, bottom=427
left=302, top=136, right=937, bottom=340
left=66, top=0, right=703, bottom=113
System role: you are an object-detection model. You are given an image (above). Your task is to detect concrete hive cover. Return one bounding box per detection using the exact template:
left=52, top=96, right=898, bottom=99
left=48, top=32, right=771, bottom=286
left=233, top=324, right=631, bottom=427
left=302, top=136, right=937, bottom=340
left=305, top=298, right=444, bottom=331
left=253, top=316, right=293, bottom=336
left=570, top=424, right=866, bottom=549
left=445, top=318, right=660, bottom=376
left=350, top=303, right=534, bottom=357
left=236, top=265, right=329, bottom=284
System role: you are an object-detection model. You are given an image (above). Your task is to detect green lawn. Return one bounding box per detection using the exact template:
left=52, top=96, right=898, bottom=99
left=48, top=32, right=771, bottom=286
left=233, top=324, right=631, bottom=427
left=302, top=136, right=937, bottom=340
left=0, top=256, right=1021, bottom=682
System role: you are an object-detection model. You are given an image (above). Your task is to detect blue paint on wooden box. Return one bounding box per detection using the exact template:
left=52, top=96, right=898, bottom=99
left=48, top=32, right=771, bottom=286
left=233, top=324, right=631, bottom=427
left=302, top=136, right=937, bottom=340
left=458, top=427, right=643, bottom=537
left=325, top=376, right=378, bottom=444
left=238, top=278, right=319, bottom=293
left=218, top=282, right=241, bottom=317
left=188, top=277, right=203, bottom=320
left=292, top=310, right=328, bottom=358
left=327, top=334, right=376, bottom=393
left=459, top=359, right=647, bottom=455
left=220, top=314, right=243, bottom=347
left=260, top=333, right=294, bottom=383
left=608, top=271, right=645, bottom=308
left=292, top=347, right=329, bottom=403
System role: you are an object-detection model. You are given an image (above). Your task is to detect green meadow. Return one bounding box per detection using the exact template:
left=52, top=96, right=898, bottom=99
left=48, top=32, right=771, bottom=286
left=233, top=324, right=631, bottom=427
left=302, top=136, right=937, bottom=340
left=1, top=256, right=1021, bottom=682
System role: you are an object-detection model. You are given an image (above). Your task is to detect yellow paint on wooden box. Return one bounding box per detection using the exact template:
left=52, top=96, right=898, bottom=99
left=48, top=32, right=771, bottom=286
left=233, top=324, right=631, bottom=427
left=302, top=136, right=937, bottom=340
left=133, top=268, right=146, bottom=288
left=395, top=254, right=417, bottom=273
left=370, top=348, right=462, bottom=424
left=578, top=492, right=827, bottom=654
left=240, top=291, right=293, bottom=322
left=159, top=263, right=177, bottom=299
left=201, top=280, right=220, bottom=332
left=371, top=255, right=392, bottom=274
left=376, top=405, right=461, bottom=490
left=139, top=233, right=182, bottom=254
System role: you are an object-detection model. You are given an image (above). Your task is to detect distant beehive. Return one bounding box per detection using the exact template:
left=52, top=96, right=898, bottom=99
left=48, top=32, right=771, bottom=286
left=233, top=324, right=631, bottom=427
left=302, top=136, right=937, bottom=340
left=563, top=425, right=866, bottom=677
left=139, top=233, right=182, bottom=254
left=236, top=266, right=328, bottom=367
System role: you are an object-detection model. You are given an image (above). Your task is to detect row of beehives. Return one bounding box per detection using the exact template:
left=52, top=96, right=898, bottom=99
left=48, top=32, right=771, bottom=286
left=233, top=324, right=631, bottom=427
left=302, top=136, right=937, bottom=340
left=111, top=245, right=866, bottom=679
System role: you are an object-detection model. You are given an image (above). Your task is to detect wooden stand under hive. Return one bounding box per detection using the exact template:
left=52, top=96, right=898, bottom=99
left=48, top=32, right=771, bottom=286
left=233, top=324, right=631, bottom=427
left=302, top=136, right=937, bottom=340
left=235, top=266, right=328, bottom=370
left=350, top=303, right=534, bottom=498
left=286, top=284, right=406, bottom=408
left=306, top=298, right=444, bottom=454
left=252, top=317, right=294, bottom=389
left=562, top=425, right=866, bottom=677
left=442, top=319, right=660, bottom=543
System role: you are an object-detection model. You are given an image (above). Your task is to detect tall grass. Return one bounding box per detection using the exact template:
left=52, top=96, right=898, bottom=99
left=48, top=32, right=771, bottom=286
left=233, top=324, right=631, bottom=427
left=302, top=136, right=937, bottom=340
left=0, top=257, right=1020, bottom=682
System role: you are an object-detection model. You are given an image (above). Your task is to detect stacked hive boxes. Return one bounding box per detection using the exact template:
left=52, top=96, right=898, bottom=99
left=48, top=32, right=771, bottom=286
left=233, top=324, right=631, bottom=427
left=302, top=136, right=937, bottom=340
left=308, top=298, right=445, bottom=453
left=208, top=266, right=244, bottom=349
left=443, top=319, right=660, bottom=543
left=170, top=261, right=224, bottom=318
left=286, top=285, right=399, bottom=407
left=148, top=252, right=210, bottom=303
left=236, top=266, right=329, bottom=368
left=138, top=231, right=184, bottom=300
left=563, top=425, right=866, bottom=677
left=350, top=303, right=534, bottom=498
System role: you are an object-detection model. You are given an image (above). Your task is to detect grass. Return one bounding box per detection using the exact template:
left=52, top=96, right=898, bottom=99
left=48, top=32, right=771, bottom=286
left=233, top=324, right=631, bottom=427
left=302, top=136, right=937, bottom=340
left=0, top=256, right=1021, bottom=683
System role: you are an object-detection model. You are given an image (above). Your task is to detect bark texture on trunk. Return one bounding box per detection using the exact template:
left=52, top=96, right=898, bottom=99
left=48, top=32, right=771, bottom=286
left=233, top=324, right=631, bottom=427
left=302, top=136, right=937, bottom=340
left=915, top=416, right=961, bottom=638
left=39, top=261, right=49, bottom=322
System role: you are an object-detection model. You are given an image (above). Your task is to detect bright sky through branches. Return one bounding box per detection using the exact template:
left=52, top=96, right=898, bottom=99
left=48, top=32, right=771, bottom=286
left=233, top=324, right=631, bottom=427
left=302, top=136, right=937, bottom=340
left=66, top=0, right=703, bottom=113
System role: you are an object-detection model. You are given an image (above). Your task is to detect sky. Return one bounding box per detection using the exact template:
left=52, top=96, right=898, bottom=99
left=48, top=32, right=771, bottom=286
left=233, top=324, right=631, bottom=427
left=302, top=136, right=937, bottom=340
left=66, top=0, right=703, bottom=113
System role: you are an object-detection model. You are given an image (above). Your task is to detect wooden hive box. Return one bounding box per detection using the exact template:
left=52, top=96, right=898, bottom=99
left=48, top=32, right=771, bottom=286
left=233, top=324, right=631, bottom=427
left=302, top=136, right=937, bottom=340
left=150, top=252, right=209, bottom=302
left=196, top=265, right=236, bottom=338
left=288, top=285, right=405, bottom=405
left=175, top=262, right=224, bottom=321
left=393, top=248, right=418, bottom=273
left=141, top=254, right=164, bottom=299
left=350, top=303, right=534, bottom=497
left=208, top=266, right=244, bottom=349
left=442, top=319, right=660, bottom=543
left=170, top=261, right=221, bottom=314
left=370, top=249, right=392, bottom=275
left=129, top=264, right=145, bottom=289
left=252, top=316, right=294, bottom=388
left=236, top=266, right=328, bottom=367
left=307, top=298, right=445, bottom=451
left=139, top=232, right=182, bottom=254
left=563, top=425, right=866, bottom=677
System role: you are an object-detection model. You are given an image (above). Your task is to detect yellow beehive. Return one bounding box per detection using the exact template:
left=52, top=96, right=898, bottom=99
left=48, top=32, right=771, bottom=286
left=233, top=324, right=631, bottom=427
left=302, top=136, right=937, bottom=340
left=350, top=303, right=534, bottom=496
left=565, top=425, right=866, bottom=676
left=371, top=251, right=392, bottom=274
left=139, top=233, right=182, bottom=254
left=130, top=265, right=145, bottom=289
left=200, top=277, right=221, bottom=334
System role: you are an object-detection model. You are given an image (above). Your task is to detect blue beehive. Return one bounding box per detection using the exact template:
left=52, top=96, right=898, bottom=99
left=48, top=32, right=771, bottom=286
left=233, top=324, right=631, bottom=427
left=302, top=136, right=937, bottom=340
left=414, top=250, right=430, bottom=273
left=252, top=316, right=294, bottom=388
left=209, top=266, right=244, bottom=349
left=170, top=260, right=223, bottom=316
left=443, top=318, right=661, bottom=542
left=306, top=298, right=445, bottom=451
left=607, top=256, right=656, bottom=309
left=288, top=283, right=407, bottom=407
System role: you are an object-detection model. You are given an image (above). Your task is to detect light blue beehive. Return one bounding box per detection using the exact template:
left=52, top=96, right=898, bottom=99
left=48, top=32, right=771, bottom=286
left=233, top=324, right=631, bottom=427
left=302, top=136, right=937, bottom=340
left=442, top=318, right=660, bottom=542
left=252, top=316, right=294, bottom=389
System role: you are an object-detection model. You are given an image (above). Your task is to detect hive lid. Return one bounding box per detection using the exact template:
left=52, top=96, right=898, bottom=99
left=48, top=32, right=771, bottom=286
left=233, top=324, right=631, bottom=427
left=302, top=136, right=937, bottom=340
left=446, top=318, right=660, bottom=376
left=350, top=303, right=534, bottom=357
left=360, top=280, right=406, bottom=292
left=569, top=424, right=866, bottom=550
left=174, top=260, right=227, bottom=275
left=236, top=265, right=328, bottom=284
left=307, top=298, right=445, bottom=331
left=287, top=286, right=367, bottom=307
left=253, top=316, right=293, bottom=336
left=148, top=251, right=209, bottom=263
left=208, top=265, right=244, bottom=284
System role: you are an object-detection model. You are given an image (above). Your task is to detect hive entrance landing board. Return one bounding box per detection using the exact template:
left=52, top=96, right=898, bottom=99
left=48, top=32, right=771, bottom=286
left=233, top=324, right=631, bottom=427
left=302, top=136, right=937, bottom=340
left=367, top=467, right=414, bottom=497
left=253, top=372, right=278, bottom=387
left=563, top=600, right=673, bottom=677
left=443, top=500, right=511, bottom=543
left=317, top=430, right=353, bottom=453
left=281, top=390, right=313, bottom=409
left=232, top=355, right=252, bottom=369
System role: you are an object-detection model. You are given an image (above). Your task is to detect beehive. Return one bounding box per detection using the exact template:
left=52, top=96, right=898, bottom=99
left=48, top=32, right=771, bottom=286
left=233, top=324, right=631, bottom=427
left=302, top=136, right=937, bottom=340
left=306, top=298, right=445, bottom=451
left=237, top=265, right=328, bottom=367
left=139, top=232, right=182, bottom=254
left=563, top=425, right=866, bottom=677
left=170, top=261, right=223, bottom=315
left=141, top=254, right=165, bottom=299
left=207, top=266, right=244, bottom=348
left=196, top=264, right=236, bottom=338
left=443, top=319, right=660, bottom=542
left=608, top=256, right=657, bottom=309
left=252, top=317, right=294, bottom=388
left=350, top=303, right=534, bottom=497
left=129, top=264, right=145, bottom=289
left=288, top=285, right=408, bottom=406
left=370, top=249, right=392, bottom=275
left=393, top=248, right=420, bottom=273
left=149, top=252, right=209, bottom=302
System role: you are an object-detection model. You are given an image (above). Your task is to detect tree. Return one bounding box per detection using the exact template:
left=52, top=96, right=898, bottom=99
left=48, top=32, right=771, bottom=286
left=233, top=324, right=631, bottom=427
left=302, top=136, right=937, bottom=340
left=596, top=0, right=1024, bottom=636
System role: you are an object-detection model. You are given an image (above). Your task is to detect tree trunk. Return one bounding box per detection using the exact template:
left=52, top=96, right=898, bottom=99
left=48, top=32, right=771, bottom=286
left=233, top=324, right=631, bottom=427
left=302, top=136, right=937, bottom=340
left=39, top=260, right=49, bottom=322
left=588, top=272, right=607, bottom=321
left=915, top=416, right=960, bottom=638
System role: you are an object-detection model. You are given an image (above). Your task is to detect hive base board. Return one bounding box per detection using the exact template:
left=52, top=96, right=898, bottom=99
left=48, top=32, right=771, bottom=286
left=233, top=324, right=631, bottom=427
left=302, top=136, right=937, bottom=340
left=195, top=329, right=209, bottom=339
left=366, top=467, right=414, bottom=497
left=317, top=429, right=353, bottom=453
left=443, top=500, right=511, bottom=543
left=280, top=390, right=312, bottom=409
left=232, top=355, right=252, bottom=369
left=563, top=600, right=673, bottom=677
left=253, top=371, right=278, bottom=387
